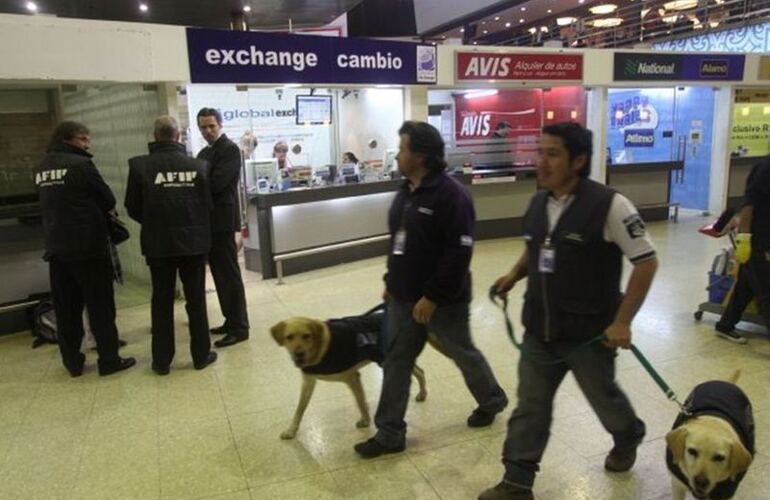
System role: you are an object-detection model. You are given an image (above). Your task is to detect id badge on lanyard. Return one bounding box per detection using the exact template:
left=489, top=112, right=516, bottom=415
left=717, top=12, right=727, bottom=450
left=539, top=237, right=556, bottom=274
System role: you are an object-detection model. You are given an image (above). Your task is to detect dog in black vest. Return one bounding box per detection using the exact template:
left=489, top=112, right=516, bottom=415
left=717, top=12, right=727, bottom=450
left=666, top=372, right=754, bottom=499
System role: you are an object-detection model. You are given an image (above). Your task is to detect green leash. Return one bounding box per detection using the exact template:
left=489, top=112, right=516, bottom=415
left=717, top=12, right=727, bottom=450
left=488, top=286, right=691, bottom=415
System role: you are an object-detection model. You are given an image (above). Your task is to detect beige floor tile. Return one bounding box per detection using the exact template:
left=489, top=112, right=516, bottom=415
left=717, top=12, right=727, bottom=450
left=409, top=440, right=503, bottom=500
left=329, top=456, right=441, bottom=500
left=248, top=473, right=341, bottom=500
left=159, top=417, right=247, bottom=500
left=72, top=428, right=160, bottom=500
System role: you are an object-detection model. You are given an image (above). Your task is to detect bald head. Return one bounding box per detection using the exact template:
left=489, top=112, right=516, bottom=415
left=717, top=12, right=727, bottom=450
left=154, top=115, right=180, bottom=142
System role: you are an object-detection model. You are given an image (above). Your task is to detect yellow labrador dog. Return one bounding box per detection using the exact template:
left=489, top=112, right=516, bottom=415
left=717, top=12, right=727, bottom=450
left=666, top=372, right=754, bottom=500
left=271, top=315, right=434, bottom=440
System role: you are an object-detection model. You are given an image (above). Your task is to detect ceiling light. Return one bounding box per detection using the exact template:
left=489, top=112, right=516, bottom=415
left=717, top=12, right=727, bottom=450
left=483, top=29, right=488, bottom=34
left=505, top=22, right=511, bottom=27
left=243, top=5, right=251, bottom=13
left=473, top=41, right=478, bottom=45
left=460, top=28, right=465, bottom=33
left=541, top=26, right=549, bottom=33
left=139, top=3, right=149, bottom=12
left=557, top=17, right=577, bottom=26
left=494, top=16, right=500, bottom=21
left=579, top=0, right=585, bottom=4
left=26, top=1, right=37, bottom=12
left=465, top=90, right=498, bottom=99
left=591, top=17, right=623, bottom=27
left=528, top=27, right=537, bottom=34
left=520, top=18, right=525, bottom=23
left=589, top=4, right=618, bottom=15
left=709, top=20, right=721, bottom=28
left=547, top=9, right=552, bottom=14
left=662, top=14, right=679, bottom=23
left=521, top=7, right=526, bottom=11
left=664, top=0, right=698, bottom=10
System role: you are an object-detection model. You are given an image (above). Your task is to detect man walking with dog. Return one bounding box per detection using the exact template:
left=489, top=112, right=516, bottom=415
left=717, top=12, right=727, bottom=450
left=354, top=121, right=508, bottom=458
left=480, top=123, right=658, bottom=499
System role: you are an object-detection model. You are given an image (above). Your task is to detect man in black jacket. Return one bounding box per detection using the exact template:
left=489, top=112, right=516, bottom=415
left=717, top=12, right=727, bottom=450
left=125, top=116, right=217, bottom=375
left=354, top=121, right=508, bottom=459
left=480, top=123, right=658, bottom=500
left=196, top=108, right=250, bottom=348
left=34, top=121, right=136, bottom=377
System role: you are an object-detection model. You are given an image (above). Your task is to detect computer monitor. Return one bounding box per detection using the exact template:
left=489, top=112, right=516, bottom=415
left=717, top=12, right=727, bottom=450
left=296, top=95, right=333, bottom=125
left=245, top=158, right=279, bottom=194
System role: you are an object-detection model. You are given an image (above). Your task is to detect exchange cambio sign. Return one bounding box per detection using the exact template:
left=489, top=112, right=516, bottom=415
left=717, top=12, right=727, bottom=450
left=186, top=28, right=437, bottom=85
left=456, top=52, right=583, bottom=82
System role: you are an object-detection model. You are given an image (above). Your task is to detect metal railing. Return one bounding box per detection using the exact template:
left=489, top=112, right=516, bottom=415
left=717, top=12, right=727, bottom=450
left=492, top=0, right=770, bottom=49
left=273, top=234, right=390, bottom=284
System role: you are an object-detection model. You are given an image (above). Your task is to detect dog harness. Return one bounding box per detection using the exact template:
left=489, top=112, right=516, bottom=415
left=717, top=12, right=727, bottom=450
left=301, top=314, right=384, bottom=375
left=666, top=381, right=755, bottom=499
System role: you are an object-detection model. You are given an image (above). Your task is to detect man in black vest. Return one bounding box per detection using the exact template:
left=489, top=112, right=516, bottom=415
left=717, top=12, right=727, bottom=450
left=715, top=157, right=770, bottom=343
left=34, top=121, right=136, bottom=377
left=125, top=116, right=217, bottom=375
left=480, top=123, right=658, bottom=500
left=354, top=121, right=508, bottom=459
left=196, top=108, right=250, bottom=348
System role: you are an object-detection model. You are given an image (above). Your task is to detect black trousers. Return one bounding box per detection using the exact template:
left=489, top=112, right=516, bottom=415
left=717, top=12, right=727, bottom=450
left=49, top=257, right=120, bottom=371
left=717, top=246, right=770, bottom=332
left=209, top=231, right=249, bottom=336
left=148, top=255, right=211, bottom=367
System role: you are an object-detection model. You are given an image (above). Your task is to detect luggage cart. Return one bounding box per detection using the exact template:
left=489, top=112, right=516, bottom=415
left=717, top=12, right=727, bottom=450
left=693, top=211, right=766, bottom=328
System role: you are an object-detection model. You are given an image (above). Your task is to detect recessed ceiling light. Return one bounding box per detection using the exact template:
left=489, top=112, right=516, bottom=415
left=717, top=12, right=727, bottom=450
left=557, top=17, right=577, bottom=26
left=494, top=16, right=500, bottom=21
left=590, top=4, right=617, bottom=15
left=521, top=7, right=526, bottom=11
left=460, top=28, right=465, bottom=32
left=483, top=29, right=488, bottom=34
left=505, top=22, right=511, bottom=27
left=473, top=41, right=478, bottom=45
left=26, top=1, right=37, bottom=12
left=579, top=0, right=585, bottom=4
left=519, top=18, right=525, bottom=23
left=139, top=3, right=149, bottom=12
left=243, top=5, right=251, bottom=13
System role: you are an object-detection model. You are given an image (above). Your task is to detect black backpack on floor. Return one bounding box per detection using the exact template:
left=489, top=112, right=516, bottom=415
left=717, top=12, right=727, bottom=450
left=30, top=299, right=58, bottom=348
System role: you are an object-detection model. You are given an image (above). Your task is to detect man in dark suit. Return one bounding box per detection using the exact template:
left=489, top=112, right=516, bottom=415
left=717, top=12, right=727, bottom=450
left=196, top=108, right=250, bottom=348
left=125, top=115, right=217, bottom=374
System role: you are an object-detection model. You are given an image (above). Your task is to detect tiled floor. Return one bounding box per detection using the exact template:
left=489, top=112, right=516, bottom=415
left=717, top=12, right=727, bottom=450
left=1, top=212, right=769, bottom=500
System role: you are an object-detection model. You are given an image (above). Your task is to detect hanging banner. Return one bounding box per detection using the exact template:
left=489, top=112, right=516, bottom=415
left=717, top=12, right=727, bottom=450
left=456, top=52, right=583, bottom=81
left=614, top=52, right=745, bottom=81
left=186, top=28, right=437, bottom=85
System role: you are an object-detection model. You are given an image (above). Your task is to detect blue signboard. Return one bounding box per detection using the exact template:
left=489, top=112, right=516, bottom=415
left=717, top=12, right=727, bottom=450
left=614, top=52, right=745, bottom=81
left=186, top=28, right=438, bottom=85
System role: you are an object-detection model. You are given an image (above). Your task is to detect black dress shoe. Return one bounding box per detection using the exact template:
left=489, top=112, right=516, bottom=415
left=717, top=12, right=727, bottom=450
left=98, top=356, right=137, bottom=376
left=65, top=353, right=86, bottom=378
left=152, top=363, right=170, bottom=376
left=353, top=438, right=405, bottom=459
left=194, top=351, right=218, bottom=370
left=467, top=402, right=508, bottom=428
left=214, top=334, right=248, bottom=348
left=210, top=325, right=228, bottom=335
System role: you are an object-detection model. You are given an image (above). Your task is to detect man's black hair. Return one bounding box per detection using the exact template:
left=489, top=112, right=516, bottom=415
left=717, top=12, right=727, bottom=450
left=197, top=107, right=223, bottom=126
left=49, top=121, right=89, bottom=149
left=398, top=121, right=447, bottom=173
left=542, top=122, right=593, bottom=178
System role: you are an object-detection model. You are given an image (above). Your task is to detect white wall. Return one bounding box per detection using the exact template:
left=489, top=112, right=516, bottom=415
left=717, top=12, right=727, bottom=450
left=338, top=88, right=404, bottom=164
left=0, top=13, right=188, bottom=83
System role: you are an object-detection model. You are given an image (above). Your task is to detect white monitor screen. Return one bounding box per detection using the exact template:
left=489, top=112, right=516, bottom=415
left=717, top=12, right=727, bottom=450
left=296, top=95, right=333, bottom=125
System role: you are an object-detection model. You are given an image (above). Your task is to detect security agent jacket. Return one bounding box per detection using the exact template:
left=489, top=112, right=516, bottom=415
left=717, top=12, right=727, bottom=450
left=301, top=313, right=384, bottom=376
left=33, top=142, right=115, bottom=261
left=666, top=381, right=755, bottom=499
left=522, top=179, right=623, bottom=342
left=196, top=134, right=242, bottom=233
left=125, top=141, right=213, bottom=259
left=744, top=157, right=770, bottom=250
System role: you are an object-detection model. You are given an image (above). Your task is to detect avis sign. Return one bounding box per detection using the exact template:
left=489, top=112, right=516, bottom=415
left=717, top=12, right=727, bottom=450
left=456, top=52, right=583, bottom=81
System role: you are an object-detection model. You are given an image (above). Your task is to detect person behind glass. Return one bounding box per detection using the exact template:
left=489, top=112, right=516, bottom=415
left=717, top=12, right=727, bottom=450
left=480, top=123, right=658, bottom=500
left=715, top=156, right=770, bottom=343
left=124, top=116, right=217, bottom=375
left=33, top=121, right=136, bottom=377
left=354, top=121, right=508, bottom=459
left=340, top=151, right=361, bottom=183
left=196, top=108, right=250, bottom=348
left=273, top=140, right=292, bottom=170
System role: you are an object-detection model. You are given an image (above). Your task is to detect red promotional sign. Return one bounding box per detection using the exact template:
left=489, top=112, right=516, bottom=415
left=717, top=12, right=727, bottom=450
left=456, top=52, right=583, bottom=81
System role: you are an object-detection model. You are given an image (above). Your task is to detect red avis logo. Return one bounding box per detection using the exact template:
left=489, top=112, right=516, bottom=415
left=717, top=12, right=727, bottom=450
left=464, top=57, right=512, bottom=78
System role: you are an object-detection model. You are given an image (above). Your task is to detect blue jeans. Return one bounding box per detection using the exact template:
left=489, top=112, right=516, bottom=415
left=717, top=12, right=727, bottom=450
left=502, top=333, right=645, bottom=488
left=373, top=298, right=508, bottom=448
